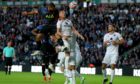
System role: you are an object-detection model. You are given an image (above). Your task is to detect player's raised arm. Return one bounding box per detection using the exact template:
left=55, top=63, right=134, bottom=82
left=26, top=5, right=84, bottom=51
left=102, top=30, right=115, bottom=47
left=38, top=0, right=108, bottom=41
left=72, top=26, right=85, bottom=41
left=22, top=10, right=39, bottom=15
left=56, top=20, right=63, bottom=37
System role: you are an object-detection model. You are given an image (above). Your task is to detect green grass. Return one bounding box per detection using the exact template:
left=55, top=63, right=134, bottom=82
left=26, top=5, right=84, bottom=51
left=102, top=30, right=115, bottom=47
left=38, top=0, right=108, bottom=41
left=0, top=71, right=140, bottom=84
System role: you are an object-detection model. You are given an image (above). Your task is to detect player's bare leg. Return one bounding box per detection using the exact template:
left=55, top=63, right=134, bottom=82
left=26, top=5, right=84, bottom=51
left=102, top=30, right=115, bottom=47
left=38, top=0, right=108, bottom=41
left=75, top=69, right=85, bottom=84
left=102, top=63, right=108, bottom=84
left=64, top=53, right=73, bottom=84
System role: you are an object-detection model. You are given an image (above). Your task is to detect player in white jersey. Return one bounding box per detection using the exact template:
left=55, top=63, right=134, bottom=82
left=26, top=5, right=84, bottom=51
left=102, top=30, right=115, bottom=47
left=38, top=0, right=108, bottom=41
left=102, top=24, right=124, bottom=84
left=74, top=42, right=85, bottom=84
left=57, top=42, right=84, bottom=84
left=57, top=41, right=84, bottom=84
left=57, top=10, right=84, bottom=84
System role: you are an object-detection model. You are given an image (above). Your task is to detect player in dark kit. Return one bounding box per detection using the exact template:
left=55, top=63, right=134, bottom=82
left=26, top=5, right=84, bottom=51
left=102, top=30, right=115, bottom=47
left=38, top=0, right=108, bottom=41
left=31, top=3, right=59, bottom=81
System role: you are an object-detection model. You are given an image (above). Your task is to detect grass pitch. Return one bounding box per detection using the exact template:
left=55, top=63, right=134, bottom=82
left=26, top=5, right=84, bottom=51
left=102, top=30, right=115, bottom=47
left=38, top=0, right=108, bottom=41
left=0, top=71, right=139, bottom=84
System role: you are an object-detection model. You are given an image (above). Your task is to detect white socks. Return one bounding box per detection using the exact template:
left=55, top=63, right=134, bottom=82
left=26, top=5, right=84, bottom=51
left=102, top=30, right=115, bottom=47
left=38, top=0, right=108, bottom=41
left=64, top=56, right=70, bottom=78
left=45, top=69, right=50, bottom=77
left=110, top=69, right=115, bottom=83
left=65, top=69, right=72, bottom=78
left=67, top=70, right=76, bottom=84
left=64, top=77, right=69, bottom=84
left=64, top=69, right=73, bottom=84
left=64, top=70, right=76, bottom=84
left=102, top=69, right=107, bottom=79
left=72, top=70, right=76, bottom=84
left=102, top=69, right=115, bottom=83
left=65, top=56, right=69, bottom=69
left=75, top=70, right=83, bottom=80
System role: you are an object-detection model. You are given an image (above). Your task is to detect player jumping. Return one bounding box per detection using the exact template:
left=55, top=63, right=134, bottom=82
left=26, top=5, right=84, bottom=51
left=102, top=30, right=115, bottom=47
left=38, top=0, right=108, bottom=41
left=56, top=9, right=84, bottom=84
left=31, top=3, right=59, bottom=81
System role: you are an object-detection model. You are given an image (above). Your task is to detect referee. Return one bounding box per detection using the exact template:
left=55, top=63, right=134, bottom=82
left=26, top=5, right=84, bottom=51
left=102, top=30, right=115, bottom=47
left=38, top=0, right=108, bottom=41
left=2, top=41, right=16, bottom=75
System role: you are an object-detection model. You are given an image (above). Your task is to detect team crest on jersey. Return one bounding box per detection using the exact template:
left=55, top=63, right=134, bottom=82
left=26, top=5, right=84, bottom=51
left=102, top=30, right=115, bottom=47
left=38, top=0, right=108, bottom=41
left=63, top=21, right=72, bottom=27
left=46, top=14, right=54, bottom=19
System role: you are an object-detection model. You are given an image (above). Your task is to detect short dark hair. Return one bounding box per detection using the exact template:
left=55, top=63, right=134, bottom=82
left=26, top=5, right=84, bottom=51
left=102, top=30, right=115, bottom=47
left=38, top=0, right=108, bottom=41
left=48, top=3, right=55, bottom=9
left=59, top=9, right=69, bottom=18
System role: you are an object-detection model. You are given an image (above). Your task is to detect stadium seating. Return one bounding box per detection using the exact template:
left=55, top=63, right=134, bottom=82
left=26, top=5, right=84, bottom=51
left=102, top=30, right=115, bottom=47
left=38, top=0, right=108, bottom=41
left=0, top=3, right=139, bottom=69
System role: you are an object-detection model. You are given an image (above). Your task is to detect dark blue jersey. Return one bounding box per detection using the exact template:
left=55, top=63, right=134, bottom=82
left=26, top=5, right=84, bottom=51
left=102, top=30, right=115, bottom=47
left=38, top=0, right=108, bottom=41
left=45, top=9, right=59, bottom=25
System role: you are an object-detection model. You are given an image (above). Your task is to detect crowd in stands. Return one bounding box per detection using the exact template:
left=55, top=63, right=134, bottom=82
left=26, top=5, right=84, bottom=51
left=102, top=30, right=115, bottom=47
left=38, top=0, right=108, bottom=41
left=72, top=4, right=140, bottom=68
left=0, top=3, right=140, bottom=68
left=119, top=46, right=140, bottom=68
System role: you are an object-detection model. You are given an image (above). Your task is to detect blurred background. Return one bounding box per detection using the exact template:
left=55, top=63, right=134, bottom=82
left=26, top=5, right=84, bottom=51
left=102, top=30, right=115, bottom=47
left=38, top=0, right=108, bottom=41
left=0, top=0, right=139, bottom=75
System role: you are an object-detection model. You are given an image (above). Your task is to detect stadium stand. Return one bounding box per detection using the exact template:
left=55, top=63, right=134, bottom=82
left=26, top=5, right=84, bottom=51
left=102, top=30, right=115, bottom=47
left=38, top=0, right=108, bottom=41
left=0, top=2, right=140, bottom=69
